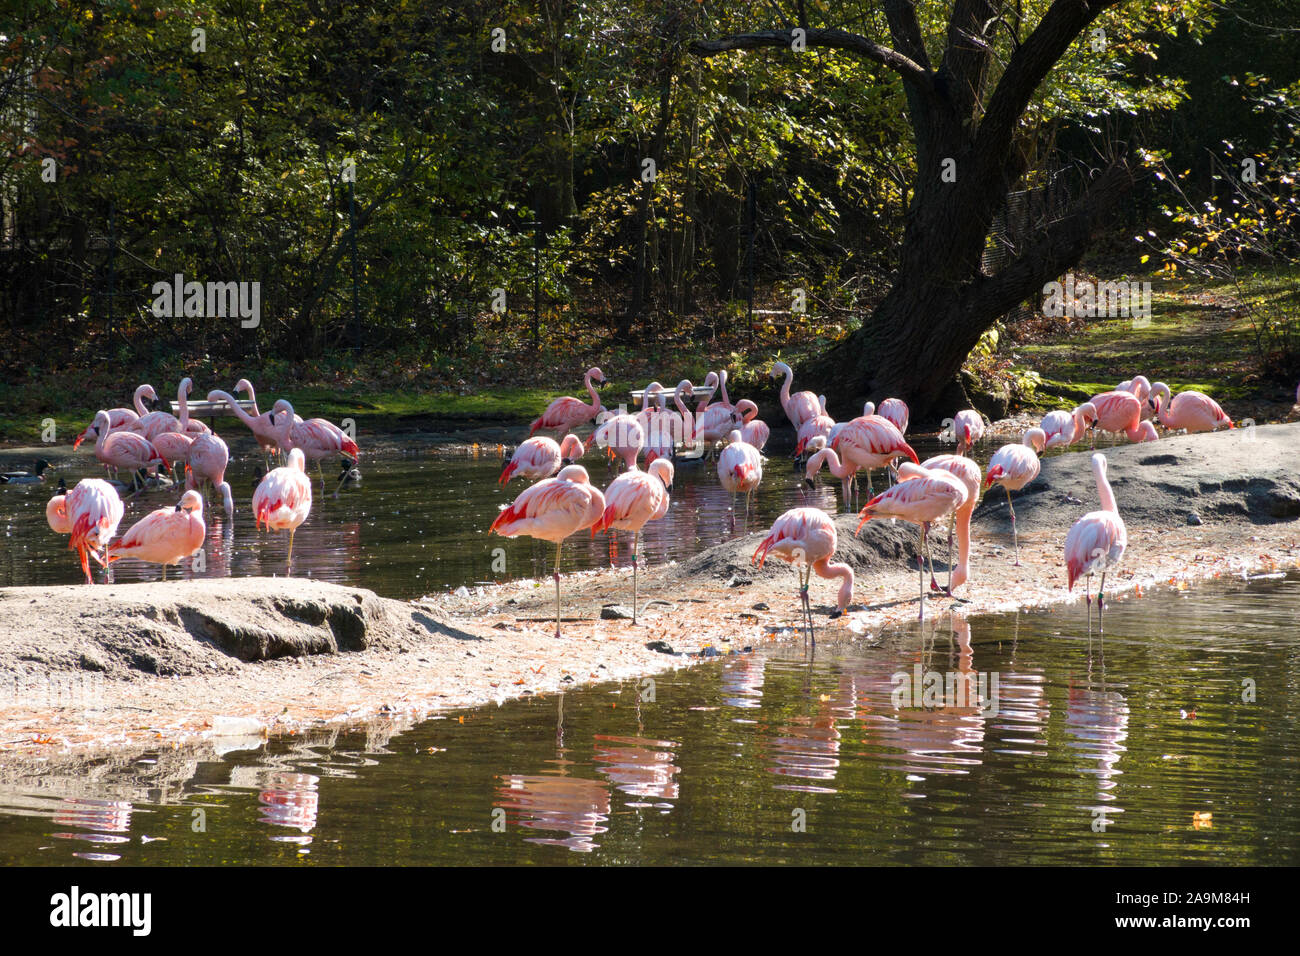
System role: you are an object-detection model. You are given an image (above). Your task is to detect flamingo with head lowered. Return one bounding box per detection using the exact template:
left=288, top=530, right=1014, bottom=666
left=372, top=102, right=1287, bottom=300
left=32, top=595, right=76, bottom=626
left=1148, top=384, right=1233, bottom=433
left=500, top=435, right=586, bottom=485
left=268, top=399, right=360, bottom=483
left=47, top=478, right=124, bottom=584
left=73, top=384, right=153, bottom=448
left=108, top=490, right=206, bottom=581
left=857, top=461, right=969, bottom=621
left=752, top=507, right=855, bottom=647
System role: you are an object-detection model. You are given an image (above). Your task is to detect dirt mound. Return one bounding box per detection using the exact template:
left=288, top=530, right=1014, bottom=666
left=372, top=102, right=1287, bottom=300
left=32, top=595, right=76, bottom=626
left=0, top=577, right=456, bottom=680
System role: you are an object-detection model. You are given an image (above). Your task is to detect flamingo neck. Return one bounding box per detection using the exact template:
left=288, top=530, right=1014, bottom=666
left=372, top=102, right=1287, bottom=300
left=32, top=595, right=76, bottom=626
left=238, top=382, right=260, bottom=415
left=133, top=385, right=152, bottom=416
left=814, top=558, right=855, bottom=612
left=718, top=370, right=730, bottom=407
left=1095, top=462, right=1119, bottom=513
left=178, top=382, right=190, bottom=429
left=212, top=391, right=259, bottom=428
left=585, top=373, right=600, bottom=411
left=779, top=366, right=793, bottom=411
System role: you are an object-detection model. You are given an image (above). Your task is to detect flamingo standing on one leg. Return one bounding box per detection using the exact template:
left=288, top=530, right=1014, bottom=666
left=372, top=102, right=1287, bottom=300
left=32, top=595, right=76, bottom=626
left=718, top=429, right=763, bottom=528
left=596, top=458, right=674, bottom=622
left=489, top=464, right=606, bottom=638
left=1148, top=384, right=1233, bottom=433
left=984, top=427, right=1047, bottom=565
left=253, top=448, right=313, bottom=574
left=919, top=454, right=980, bottom=594
left=952, top=409, right=985, bottom=455
left=46, top=478, right=124, bottom=583
left=856, top=462, right=969, bottom=621
left=529, top=367, right=607, bottom=438
left=589, top=407, right=645, bottom=471
left=770, top=361, right=820, bottom=430
left=107, top=490, right=206, bottom=581
left=499, top=434, right=585, bottom=485
left=1064, top=453, right=1128, bottom=628
left=752, top=508, right=855, bottom=647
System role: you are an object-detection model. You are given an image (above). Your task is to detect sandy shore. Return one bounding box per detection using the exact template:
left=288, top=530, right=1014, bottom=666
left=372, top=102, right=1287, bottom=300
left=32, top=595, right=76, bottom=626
left=0, top=423, right=1296, bottom=775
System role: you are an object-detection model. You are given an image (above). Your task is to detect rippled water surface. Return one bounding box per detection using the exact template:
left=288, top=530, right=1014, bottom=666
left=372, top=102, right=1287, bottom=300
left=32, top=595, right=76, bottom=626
left=1, top=572, right=1296, bottom=865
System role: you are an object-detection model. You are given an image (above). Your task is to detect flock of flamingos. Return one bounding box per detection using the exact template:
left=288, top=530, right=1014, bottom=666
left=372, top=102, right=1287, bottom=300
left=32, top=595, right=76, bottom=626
left=35, top=362, right=1239, bottom=642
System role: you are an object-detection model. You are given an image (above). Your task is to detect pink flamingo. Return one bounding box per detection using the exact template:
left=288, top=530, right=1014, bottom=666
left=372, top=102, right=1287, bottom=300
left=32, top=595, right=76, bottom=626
left=207, top=381, right=295, bottom=464
left=152, top=431, right=194, bottom=478
left=736, top=399, right=769, bottom=451
left=803, top=436, right=858, bottom=511
left=529, top=367, right=607, bottom=437
left=715, top=369, right=734, bottom=410
left=877, top=398, right=909, bottom=435
left=268, top=399, right=361, bottom=481
left=645, top=380, right=695, bottom=462
left=253, top=447, right=313, bottom=573
left=590, top=407, right=645, bottom=471
left=693, top=378, right=741, bottom=454
left=46, top=478, right=124, bottom=583
left=1118, top=375, right=1157, bottom=421
left=72, top=384, right=152, bottom=448
left=830, top=414, right=918, bottom=498
left=984, top=427, right=1047, bottom=565
left=89, top=410, right=164, bottom=487
left=793, top=408, right=836, bottom=457
left=1134, top=421, right=1159, bottom=442
left=919, top=454, right=980, bottom=594
left=718, top=429, right=763, bottom=525
left=1083, top=391, right=1146, bottom=443
left=489, top=464, right=606, bottom=637
left=952, top=409, right=985, bottom=455
left=107, top=490, right=206, bottom=580
left=856, top=462, right=969, bottom=621
left=752, top=508, right=855, bottom=646
left=596, top=458, right=674, bottom=622
left=770, top=361, right=820, bottom=429
left=1040, top=405, right=1096, bottom=448
left=1064, top=453, right=1127, bottom=625
left=1148, top=384, right=1233, bottom=433
left=187, top=429, right=232, bottom=514
left=500, top=434, right=586, bottom=485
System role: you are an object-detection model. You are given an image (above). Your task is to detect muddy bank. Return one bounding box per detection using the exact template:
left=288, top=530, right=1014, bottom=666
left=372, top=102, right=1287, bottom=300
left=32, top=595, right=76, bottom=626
left=0, top=423, right=1297, bottom=772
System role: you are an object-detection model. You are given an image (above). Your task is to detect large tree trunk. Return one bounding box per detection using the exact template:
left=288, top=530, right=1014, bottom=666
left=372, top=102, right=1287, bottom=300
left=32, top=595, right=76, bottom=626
left=691, top=0, right=1135, bottom=421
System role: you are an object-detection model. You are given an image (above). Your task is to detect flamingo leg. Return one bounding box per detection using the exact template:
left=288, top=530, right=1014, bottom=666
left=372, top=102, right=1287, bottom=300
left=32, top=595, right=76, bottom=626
left=78, top=544, right=92, bottom=585
left=917, top=524, right=927, bottom=622
left=553, top=541, right=563, bottom=639
left=1006, top=486, right=1021, bottom=565
left=1098, top=570, right=1107, bottom=631
left=632, top=531, right=639, bottom=625
left=287, top=526, right=296, bottom=576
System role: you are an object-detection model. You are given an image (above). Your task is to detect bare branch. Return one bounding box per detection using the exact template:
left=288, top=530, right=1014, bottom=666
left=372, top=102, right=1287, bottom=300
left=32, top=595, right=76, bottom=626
left=689, top=27, right=935, bottom=94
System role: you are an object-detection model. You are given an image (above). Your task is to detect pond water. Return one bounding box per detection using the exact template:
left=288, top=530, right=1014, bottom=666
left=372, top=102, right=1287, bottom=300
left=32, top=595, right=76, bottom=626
left=0, top=570, right=1295, bottom=865
left=0, top=430, right=1090, bottom=599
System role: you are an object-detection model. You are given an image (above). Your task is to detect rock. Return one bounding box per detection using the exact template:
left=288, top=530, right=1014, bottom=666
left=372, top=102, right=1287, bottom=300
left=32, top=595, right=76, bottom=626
left=1187, top=512, right=1203, bottom=526
left=751, top=602, right=769, bottom=611
left=600, top=605, right=635, bottom=620
left=210, top=715, right=265, bottom=736
left=645, top=640, right=676, bottom=655
left=725, top=575, right=753, bottom=588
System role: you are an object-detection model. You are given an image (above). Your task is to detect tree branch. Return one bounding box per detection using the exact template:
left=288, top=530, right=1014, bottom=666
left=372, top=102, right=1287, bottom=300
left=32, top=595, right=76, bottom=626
left=689, top=28, right=935, bottom=94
